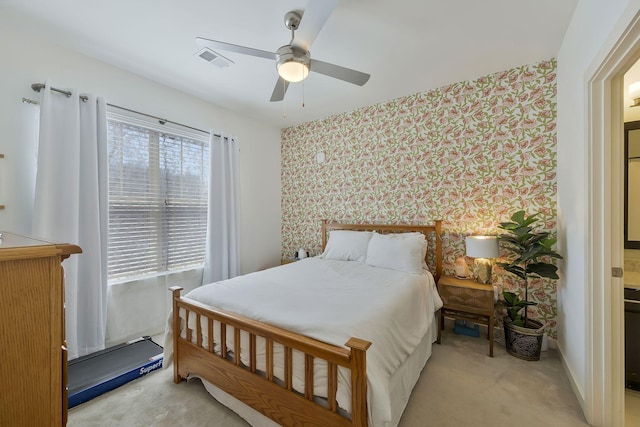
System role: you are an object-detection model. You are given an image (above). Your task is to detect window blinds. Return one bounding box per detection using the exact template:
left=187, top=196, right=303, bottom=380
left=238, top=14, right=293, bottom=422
left=107, top=118, right=209, bottom=281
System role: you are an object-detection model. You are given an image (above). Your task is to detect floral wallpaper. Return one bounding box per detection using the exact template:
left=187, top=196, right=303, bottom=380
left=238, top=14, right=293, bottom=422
left=281, top=59, right=558, bottom=338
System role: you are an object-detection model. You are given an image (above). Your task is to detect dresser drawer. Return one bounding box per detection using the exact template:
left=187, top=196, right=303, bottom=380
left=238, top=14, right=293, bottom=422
left=439, top=284, right=493, bottom=309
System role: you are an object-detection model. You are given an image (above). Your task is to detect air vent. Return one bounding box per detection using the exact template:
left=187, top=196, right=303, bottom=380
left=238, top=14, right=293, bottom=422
left=195, top=47, right=234, bottom=69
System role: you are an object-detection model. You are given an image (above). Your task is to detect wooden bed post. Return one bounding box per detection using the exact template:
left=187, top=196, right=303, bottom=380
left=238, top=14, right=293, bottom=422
left=346, top=338, right=372, bottom=427
left=434, top=220, right=443, bottom=282
left=321, top=219, right=328, bottom=251
left=169, top=286, right=183, bottom=384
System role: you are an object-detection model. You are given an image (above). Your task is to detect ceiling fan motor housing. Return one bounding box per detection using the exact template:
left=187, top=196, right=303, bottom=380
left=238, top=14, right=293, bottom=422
left=284, top=11, right=302, bottom=31
left=276, top=45, right=310, bottom=82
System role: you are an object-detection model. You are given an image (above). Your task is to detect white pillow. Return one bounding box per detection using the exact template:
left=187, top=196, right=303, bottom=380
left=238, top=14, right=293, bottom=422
left=365, top=232, right=427, bottom=274
left=389, top=232, right=429, bottom=269
left=321, top=230, right=373, bottom=262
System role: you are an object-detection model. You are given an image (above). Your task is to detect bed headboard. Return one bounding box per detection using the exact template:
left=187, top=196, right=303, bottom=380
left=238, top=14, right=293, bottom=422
left=321, top=220, right=443, bottom=282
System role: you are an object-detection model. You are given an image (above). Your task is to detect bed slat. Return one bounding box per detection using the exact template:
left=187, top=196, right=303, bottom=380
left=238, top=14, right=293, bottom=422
left=305, top=354, right=314, bottom=400
left=266, top=338, right=274, bottom=381
left=196, top=315, right=202, bottom=347
left=208, top=318, right=214, bottom=353
left=185, top=308, right=192, bottom=343
left=250, top=334, right=257, bottom=373
left=285, top=346, right=293, bottom=390
left=328, top=362, right=337, bottom=412
left=221, top=322, right=227, bottom=359
left=234, top=328, right=241, bottom=366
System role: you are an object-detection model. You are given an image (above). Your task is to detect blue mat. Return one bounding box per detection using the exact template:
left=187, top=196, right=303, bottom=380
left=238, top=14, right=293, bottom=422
left=454, top=320, right=480, bottom=337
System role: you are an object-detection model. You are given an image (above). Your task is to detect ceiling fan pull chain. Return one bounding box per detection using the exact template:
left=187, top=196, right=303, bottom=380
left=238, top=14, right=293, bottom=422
left=302, top=76, right=305, bottom=108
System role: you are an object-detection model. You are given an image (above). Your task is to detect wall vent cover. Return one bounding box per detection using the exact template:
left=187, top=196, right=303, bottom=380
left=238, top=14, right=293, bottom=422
left=195, top=47, right=234, bottom=69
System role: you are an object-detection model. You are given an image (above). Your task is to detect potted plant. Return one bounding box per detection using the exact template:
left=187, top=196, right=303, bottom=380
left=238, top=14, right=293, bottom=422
left=498, top=211, right=562, bottom=361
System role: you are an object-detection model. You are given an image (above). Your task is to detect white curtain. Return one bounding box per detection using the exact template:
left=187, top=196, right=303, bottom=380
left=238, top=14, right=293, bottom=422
left=202, top=133, right=240, bottom=284
left=33, top=82, right=108, bottom=360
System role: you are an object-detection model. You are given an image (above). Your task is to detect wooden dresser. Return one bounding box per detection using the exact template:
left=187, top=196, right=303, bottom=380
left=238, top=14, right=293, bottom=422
left=0, top=232, right=81, bottom=426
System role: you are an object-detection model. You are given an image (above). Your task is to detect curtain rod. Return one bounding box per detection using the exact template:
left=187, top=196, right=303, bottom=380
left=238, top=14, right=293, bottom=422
left=31, top=83, right=214, bottom=136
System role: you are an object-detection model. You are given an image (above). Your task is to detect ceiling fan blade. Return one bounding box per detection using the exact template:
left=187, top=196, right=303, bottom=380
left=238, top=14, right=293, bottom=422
left=310, top=59, right=370, bottom=86
left=196, top=37, right=275, bottom=60
left=292, top=0, right=340, bottom=52
left=270, top=77, right=290, bottom=102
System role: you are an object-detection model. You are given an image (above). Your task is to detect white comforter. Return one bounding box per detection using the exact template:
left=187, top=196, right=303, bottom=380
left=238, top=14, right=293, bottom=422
left=164, top=257, right=442, bottom=427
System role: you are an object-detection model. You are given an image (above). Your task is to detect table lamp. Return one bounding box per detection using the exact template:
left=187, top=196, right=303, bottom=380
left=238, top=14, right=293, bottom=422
left=465, top=236, right=499, bottom=284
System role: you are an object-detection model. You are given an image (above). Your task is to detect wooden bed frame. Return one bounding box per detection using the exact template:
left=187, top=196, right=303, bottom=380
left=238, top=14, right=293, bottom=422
left=169, top=220, right=442, bottom=427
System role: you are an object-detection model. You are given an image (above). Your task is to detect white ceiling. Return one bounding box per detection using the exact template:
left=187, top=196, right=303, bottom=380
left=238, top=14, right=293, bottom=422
left=1, top=0, right=578, bottom=127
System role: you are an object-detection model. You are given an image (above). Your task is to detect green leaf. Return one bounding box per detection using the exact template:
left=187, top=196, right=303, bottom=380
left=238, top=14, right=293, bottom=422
left=520, top=245, right=543, bottom=262
left=499, top=221, right=520, bottom=231
left=511, top=210, right=526, bottom=224
left=502, top=290, right=538, bottom=323
left=521, top=213, right=540, bottom=227
left=513, top=226, right=533, bottom=238
left=503, top=265, right=527, bottom=280
left=527, top=262, right=559, bottom=279
left=539, top=236, right=557, bottom=248
left=503, top=291, right=517, bottom=306
left=526, top=233, right=550, bottom=246
left=507, top=307, right=522, bottom=321
left=512, top=315, right=525, bottom=327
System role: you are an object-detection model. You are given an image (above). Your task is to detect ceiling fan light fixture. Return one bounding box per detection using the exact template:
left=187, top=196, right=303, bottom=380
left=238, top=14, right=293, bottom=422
left=276, top=46, right=310, bottom=83
left=278, top=61, right=310, bottom=82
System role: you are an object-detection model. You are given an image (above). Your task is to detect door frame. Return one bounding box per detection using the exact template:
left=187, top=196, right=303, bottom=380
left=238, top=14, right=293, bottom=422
left=586, top=9, right=640, bottom=426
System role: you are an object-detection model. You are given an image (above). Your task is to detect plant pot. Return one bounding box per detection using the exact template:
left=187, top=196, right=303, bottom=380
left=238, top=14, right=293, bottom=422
left=503, top=316, right=544, bottom=361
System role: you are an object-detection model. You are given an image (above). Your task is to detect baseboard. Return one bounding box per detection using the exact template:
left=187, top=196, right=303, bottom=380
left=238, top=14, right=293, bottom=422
left=557, top=344, right=587, bottom=418
left=546, top=336, right=558, bottom=350
left=105, top=328, right=165, bottom=349
left=442, top=318, right=560, bottom=353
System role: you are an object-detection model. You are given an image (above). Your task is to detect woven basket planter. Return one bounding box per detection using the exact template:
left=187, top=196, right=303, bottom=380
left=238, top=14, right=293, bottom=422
left=503, top=316, right=544, bottom=361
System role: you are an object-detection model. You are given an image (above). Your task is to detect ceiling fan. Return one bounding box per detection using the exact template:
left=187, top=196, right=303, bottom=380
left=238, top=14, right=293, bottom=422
left=195, top=0, right=370, bottom=102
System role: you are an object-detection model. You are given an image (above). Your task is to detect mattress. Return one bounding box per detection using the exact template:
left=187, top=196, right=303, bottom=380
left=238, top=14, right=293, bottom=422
left=164, top=257, right=442, bottom=427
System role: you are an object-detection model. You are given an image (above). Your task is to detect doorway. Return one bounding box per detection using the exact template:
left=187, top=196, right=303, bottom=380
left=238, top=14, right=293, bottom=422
left=623, top=63, right=640, bottom=425
left=587, top=10, right=640, bottom=427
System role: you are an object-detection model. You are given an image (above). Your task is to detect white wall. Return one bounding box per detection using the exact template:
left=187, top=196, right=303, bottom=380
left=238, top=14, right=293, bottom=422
left=0, top=15, right=282, bottom=342
left=107, top=268, right=204, bottom=346
left=556, top=0, right=636, bottom=412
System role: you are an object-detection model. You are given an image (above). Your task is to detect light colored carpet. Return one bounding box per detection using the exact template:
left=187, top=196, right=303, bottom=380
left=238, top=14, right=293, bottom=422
left=68, top=327, right=588, bottom=427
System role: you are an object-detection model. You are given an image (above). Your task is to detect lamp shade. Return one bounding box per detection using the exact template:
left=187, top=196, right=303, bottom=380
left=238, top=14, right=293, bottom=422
left=465, top=236, right=499, bottom=259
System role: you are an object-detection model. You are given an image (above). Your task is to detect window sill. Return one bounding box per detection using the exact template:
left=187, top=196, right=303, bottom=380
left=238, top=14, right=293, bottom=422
left=108, top=265, right=204, bottom=287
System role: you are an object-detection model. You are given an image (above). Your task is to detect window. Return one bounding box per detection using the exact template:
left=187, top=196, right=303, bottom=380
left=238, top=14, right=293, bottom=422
left=107, top=114, right=209, bottom=281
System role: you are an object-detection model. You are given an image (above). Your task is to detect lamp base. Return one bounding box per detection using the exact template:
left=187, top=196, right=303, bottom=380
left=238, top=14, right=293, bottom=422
left=473, top=258, right=492, bottom=284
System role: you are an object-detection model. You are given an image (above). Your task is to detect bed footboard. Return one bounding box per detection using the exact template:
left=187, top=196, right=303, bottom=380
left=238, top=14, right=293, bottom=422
left=170, top=286, right=371, bottom=427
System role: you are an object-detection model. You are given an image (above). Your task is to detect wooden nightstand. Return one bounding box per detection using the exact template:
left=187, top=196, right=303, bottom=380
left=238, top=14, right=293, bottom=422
left=436, top=275, right=495, bottom=357
left=281, top=258, right=297, bottom=265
